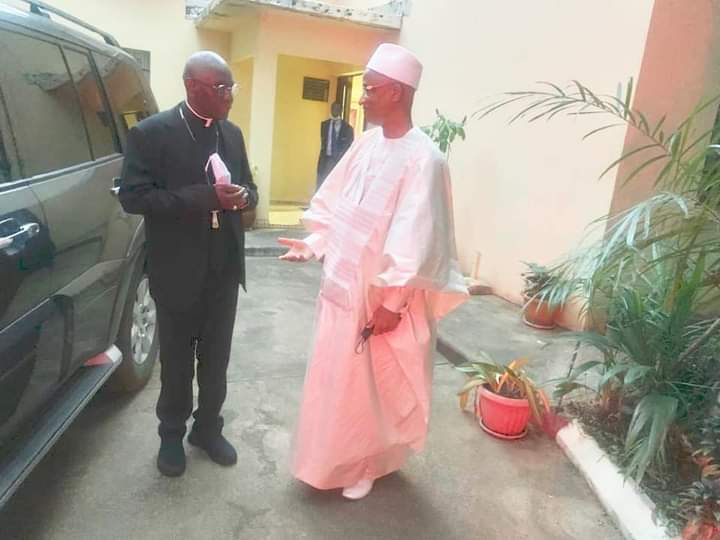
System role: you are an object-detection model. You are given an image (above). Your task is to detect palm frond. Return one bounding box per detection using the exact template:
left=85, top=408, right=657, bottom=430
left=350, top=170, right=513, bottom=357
left=624, top=394, right=679, bottom=482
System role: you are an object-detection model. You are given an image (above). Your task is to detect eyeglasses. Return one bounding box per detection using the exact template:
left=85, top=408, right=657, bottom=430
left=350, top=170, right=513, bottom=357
left=361, top=82, right=394, bottom=97
left=189, top=79, right=239, bottom=98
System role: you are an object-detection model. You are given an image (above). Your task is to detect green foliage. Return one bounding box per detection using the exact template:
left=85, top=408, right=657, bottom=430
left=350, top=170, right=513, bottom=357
left=553, top=260, right=719, bottom=481
left=456, top=355, right=549, bottom=427
left=476, top=78, right=720, bottom=485
left=521, top=261, right=564, bottom=304
left=694, top=415, right=720, bottom=468
left=421, top=109, right=467, bottom=158
left=674, top=479, right=720, bottom=526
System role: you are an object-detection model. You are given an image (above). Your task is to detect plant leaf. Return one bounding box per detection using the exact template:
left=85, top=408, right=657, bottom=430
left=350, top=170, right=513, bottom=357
left=582, top=123, right=624, bottom=141
left=458, top=378, right=487, bottom=395
left=599, top=143, right=665, bottom=179
left=623, top=77, right=634, bottom=120
left=624, top=394, right=678, bottom=482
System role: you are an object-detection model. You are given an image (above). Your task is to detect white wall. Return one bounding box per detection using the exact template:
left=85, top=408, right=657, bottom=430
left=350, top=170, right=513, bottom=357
left=398, top=0, right=655, bottom=309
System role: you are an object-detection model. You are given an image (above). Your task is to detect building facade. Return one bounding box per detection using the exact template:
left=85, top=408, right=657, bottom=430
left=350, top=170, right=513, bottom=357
left=44, top=0, right=720, bottom=323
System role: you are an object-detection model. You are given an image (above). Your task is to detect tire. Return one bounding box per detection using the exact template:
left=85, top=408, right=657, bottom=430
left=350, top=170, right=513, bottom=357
left=108, top=259, right=159, bottom=392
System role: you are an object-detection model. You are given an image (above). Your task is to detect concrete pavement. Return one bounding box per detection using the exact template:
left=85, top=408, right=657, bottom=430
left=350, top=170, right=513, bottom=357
left=0, top=250, right=620, bottom=540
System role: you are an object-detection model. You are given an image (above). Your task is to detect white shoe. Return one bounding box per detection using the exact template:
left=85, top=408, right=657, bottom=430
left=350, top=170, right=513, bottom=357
left=342, top=479, right=374, bottom=500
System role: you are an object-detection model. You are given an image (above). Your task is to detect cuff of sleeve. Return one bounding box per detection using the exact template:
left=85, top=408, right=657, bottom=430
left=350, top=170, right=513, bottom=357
left=381, top=287, right=414, bottom=313
left=303, top=233, right=326, bottom=259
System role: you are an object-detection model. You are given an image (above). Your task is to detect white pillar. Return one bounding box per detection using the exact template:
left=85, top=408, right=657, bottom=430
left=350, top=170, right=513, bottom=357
left=247, top=49, right=277, bottom=227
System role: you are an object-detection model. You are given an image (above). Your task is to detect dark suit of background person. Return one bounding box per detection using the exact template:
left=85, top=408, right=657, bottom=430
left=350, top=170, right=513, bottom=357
left=316, top=103, right=354, bottom=189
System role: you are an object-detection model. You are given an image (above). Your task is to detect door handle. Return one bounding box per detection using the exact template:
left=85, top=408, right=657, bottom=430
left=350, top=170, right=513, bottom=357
left=0, top=222, right=40, bottom=250
left=110, top=177, right=121, bottom=196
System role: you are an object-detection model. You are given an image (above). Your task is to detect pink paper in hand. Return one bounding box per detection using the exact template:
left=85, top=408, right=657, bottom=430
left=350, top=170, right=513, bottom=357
left=206, top=152, right=231, bottom=185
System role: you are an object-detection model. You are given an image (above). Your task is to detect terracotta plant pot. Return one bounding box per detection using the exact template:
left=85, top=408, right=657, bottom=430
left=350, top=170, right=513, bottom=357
left=522, top=295, right=559, bottom=330
left=682, top=519, right=720, bottom=540
left=475, top=384, right=531, bottom=440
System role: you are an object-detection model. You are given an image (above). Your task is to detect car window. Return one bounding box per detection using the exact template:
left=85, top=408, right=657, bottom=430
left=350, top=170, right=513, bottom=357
left=64, top=48, right=118, bottom=158
left=0, top=138, right=9, bottom=183
left=0, top=29, right=91, bottom=177
left=93, top=53, right=151, bottom=147
left=0, top=93, right=17, bottom=183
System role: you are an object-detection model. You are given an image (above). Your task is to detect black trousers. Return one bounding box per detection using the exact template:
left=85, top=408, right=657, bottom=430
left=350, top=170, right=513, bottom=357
left=316, top=154, right=341, bottom=190
left=155, top=272, right=239, bottom=440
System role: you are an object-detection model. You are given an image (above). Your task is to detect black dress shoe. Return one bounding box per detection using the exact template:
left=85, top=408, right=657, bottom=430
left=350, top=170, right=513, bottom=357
left=188, top=431, right=237, bottom=466
left=157, top=438, right=186, bottom=477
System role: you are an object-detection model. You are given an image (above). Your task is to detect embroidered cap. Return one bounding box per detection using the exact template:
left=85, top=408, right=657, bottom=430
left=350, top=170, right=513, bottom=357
left=366, top=43, right=423, bottom=90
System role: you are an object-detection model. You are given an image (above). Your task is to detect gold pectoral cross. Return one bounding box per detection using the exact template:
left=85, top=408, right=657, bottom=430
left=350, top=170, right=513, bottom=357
left=211, top=210, right=220, bottom=230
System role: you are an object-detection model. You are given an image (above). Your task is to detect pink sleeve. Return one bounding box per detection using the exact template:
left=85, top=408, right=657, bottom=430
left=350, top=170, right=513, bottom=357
left=303, top=232, right=327, bottom=259
left=381, top=287, right=414, bottom=312
left=301, top=141, right=358, bottom=255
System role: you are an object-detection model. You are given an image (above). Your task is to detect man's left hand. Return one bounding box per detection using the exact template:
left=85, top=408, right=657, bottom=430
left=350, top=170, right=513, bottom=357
left=370, top=306, right=402, bottom=336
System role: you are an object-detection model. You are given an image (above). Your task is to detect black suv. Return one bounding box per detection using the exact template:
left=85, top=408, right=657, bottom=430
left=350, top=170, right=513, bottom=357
left=0, top=0, right=160, bottom=506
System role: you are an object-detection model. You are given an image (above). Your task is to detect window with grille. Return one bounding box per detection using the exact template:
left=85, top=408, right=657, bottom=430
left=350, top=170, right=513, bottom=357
left=303, top=77, right=329, bottom=102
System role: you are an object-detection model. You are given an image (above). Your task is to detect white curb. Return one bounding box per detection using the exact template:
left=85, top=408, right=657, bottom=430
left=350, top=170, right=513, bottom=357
left=556, top=420, right=678, bottom=540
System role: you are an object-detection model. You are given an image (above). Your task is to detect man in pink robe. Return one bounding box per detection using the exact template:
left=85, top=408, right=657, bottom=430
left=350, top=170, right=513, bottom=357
left=278, top=43, right=468, bottom=500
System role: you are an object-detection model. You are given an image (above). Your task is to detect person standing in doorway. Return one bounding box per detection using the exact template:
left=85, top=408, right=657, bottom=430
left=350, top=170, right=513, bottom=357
left=316, top=102, right=354, bottom=189
left=119, top=51, right=258, bottom=477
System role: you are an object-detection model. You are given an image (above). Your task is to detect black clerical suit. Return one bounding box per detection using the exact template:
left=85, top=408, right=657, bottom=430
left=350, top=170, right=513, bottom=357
left=316, top=117, right=353, bottom=189
left=119, top=102, right=258, bottom=441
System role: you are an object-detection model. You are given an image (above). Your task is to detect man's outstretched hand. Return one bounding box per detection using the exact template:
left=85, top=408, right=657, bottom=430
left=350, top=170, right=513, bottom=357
left=278, top=238, right=314, bottom=262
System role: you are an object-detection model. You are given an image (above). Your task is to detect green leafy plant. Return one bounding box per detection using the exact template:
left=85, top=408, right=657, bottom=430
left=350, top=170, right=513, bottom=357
left=521, top=261, right=563, bottom=303
left=456, top=355, right=550, bottom=426
left=679, top=415, right=720, bottom=537
left=693, top=415, right=720, bottom=477
left=676, top=480, right=720, bottom=538
left=421, top=109, right=467, bottom=158
left=477, top=79, right=720, bottom=483
left=555, top=258, right=720, bottom=481
left=652, top=416, right=720, bottom=537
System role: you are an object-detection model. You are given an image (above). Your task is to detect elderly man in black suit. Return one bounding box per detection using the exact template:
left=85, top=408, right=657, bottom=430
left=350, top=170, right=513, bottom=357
left=119, top=51, right=258, bottom=477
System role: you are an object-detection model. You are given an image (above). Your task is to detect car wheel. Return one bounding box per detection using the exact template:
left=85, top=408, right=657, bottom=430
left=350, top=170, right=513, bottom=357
left=108, top=259, right=159, bottom=392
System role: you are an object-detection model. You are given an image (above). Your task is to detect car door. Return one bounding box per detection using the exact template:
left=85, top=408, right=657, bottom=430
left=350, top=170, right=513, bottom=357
left=0, top=28, right=123, bottom=375
left=0, top=68, right=59, bottom=441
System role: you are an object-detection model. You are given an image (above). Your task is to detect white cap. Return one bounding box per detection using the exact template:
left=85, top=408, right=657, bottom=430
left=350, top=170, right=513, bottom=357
left=366, top=43, right=423, bottom=90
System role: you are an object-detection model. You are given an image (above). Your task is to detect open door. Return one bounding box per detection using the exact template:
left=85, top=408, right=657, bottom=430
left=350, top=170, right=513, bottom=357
left=336, top=72, right=365, bottom=137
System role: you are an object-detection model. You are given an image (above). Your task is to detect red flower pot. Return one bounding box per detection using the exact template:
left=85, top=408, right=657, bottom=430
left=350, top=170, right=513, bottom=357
left=522, top=295, right=559, bottom=330
left=476, top=384, right=531, bottom=439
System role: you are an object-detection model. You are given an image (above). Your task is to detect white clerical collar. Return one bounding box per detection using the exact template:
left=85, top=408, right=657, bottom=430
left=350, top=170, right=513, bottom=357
left=185, top=101, right=214, bottom=128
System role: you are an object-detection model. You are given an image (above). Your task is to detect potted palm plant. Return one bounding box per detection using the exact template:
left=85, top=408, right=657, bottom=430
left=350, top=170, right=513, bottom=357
left=475, top=77, right=720, bottom=531
left=457, top=355, right=550, bottom=439
left=521, top=262, right=561, bottom=329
